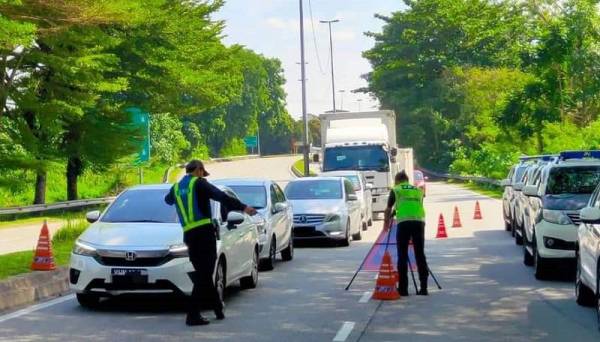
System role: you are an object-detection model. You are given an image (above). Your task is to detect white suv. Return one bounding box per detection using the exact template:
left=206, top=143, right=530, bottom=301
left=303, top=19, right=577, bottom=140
left=521, top=151, right=600, bottom=279
left=575, top=182, right=600, bottom=320
left=70, top=184, right=260, bottom=308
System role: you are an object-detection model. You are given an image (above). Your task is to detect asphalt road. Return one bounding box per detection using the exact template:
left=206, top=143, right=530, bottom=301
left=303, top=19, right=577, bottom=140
left=0, top=156, right=598, bottom=341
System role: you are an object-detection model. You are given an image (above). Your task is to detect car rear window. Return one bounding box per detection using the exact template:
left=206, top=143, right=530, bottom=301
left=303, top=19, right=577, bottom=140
left=285, top=180, right=342, bottom=200
left=101, top=189, right=179, bottom=223
left=546, top=166, right=600, bottom=195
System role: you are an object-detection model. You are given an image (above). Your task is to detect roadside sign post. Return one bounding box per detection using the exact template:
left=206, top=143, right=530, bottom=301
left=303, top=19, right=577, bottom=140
left=244, top=136, right=258, bottom=155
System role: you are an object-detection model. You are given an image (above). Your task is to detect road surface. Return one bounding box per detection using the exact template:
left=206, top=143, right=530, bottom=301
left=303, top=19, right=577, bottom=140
left=0, top=156, right=598, bottom=341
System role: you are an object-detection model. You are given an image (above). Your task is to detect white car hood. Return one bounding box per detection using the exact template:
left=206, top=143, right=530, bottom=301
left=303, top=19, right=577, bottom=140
left=79, top=222, right=184, bottom=249
left=288, top=199, right=346, bottom=215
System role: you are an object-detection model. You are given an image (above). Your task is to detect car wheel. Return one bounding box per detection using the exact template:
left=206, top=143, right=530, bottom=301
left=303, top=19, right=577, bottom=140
left=240, top=248, right=259, bottom=289
left=260, top=236, right=276, bottom=271
left=339, top=221, right=350, bottom=247
left=352, top=226, right=362, bottom=241
left=515, top=225, right=523, bottom=246
left=523, top=240, right=534, bottom=266
left=575, top=251, right=596, bottom=307
left=362, top=221, right=368, bottom=231
left=368, top=218, right=373, bottom=227
left=76, top=293, right=100, bottom=309
left=281, top=237, right=294, bottom=261
left=505, top=220, right=511, bottom=232
left=215, top=259, right=226, bottom=304
left=534, top=241, right=549, bottom=280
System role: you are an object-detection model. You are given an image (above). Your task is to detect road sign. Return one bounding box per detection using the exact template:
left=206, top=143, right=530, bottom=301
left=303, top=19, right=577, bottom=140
left=243, top=136, right=258, bottom=148
left=127, top=107, right=150, bottom=164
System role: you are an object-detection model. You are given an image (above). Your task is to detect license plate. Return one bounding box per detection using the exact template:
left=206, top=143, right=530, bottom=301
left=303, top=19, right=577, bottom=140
left=111, top=268, right=148, bottom=283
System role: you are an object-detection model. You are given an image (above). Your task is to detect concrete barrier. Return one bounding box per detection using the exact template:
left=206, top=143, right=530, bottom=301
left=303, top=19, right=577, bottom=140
left=0, top=268, right=70, bottom=312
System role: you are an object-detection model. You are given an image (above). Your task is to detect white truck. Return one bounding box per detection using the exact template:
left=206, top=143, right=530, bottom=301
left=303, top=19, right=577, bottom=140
left=318, top=110, right=414, bottom=216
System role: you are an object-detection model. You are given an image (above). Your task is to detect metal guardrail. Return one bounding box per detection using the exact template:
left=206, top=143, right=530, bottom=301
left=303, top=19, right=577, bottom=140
left=0, top=197, right=116, bottom=215
left=420, top=168, right=501, bottom=186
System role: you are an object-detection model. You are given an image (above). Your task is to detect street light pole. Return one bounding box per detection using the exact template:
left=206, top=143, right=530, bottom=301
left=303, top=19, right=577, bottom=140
left=339, top=89, right=346, bottom=111
left=320, top=19, right=339, bottom=113
left=357, top=99, right=363, bottom=112
left=299, top=0, right=310, bottom=176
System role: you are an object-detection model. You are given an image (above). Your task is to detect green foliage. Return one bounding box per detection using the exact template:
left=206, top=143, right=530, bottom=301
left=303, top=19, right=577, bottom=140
left=150, top=113, right=189, bottom=165
left=366, top=0, right=600, bottom=178
left=220, top=138, right=247, bottom=157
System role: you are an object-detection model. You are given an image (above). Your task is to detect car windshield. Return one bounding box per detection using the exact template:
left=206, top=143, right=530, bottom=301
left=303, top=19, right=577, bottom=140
left=515, top=166, right=529, bottom=182
left=227, top=185, right=267, bottom=209
left=101, top=189, right=178, bottom=223
left=546, top=166, right=600, bottom=195
left=285, top=180, right=342, bottom=200
left=323, top=145, right=389, bottom=172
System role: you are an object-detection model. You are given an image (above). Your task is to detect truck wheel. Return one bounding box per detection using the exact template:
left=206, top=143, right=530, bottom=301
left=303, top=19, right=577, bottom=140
left=576, top=252, right=596, bottom=307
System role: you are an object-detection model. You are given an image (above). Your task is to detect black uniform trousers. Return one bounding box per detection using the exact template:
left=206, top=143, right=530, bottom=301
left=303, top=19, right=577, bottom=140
left=183, top=224, right=223, bottom=316
left=396, top=220, right=429, bottom=292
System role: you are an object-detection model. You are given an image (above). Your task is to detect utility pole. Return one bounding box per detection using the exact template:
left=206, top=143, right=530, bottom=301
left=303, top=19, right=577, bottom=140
left=339, top=89, right=346, bottom=111
left=357, top=99, right=363, bottom=112
left=320, top=19, right=339, bottom=113
left=299, top=0, right=310, bottom=176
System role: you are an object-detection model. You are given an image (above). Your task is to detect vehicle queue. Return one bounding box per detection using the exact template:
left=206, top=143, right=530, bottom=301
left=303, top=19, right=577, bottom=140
left=501, top=150, right=600, bottom=323
left=68, top=168, right=423, bottom=309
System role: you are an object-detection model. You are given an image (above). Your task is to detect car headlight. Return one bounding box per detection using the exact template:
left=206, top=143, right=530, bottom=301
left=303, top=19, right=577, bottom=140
left=73, top=240, right=97, bottom=257
left=542, top=210, right=572, bottom=225
left=324, top=214, right=340, bottom=223
left=169, top=243, right=189, bottom=257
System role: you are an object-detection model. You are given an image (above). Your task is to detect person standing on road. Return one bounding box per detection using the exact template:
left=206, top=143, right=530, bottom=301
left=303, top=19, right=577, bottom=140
left=165, top=160, right=257, bottom=326
left=384, top=171, right=429, bottom=296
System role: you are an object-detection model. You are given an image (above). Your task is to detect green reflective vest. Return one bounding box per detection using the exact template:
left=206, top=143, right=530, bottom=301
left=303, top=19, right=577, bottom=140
left=392, top=182, right=425, bottom=222
left=174, top=176, right=212, bottom=232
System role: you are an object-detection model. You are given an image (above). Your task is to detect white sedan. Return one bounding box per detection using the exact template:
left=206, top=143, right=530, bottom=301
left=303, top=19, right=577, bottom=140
left=69, top=184, right=259, bottom=308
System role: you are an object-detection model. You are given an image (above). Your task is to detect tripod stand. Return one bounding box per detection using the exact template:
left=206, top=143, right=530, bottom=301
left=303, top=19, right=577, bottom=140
left=407, top=258, right=442, bottom=292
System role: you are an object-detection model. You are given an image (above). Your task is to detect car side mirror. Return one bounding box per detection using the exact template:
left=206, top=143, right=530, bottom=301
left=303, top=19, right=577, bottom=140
left=580, top=207, right=600, bottom=223
left=513, top=182, right=524, bottom=191
left=366, top=183, right=373, bottom=190
left=226, top=211, right=245, bottom=229
left=500, top=179, right=510, bottom=187
left=274, top=202, right=288, bottom=213
left=86, top=210, right=101, bottom=223
left=347, top=194, right=358, bottom=201
left=522, top=185, right=538, bottom=197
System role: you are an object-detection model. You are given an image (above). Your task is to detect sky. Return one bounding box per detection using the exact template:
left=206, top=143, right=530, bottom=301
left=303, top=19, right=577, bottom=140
left=214, top=0, right=406, bottom=119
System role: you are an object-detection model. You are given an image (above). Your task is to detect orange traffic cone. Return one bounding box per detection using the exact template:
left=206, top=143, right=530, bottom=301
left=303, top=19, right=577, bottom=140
left=372, top=251, right=401, bottom=300
left=31, top=220, right=56, bottom=271
left=473, top=201, right=483, bottom=220
left=436, top=214, right=448, bottom=239
left=452, top=206, right=462, bottom=228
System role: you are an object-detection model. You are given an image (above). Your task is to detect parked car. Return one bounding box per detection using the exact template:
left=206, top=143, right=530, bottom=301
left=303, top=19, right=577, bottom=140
left=575, top=181, right=600, bottom=317
left=501, top=160, right=533, bottom=233
left=413, top=170, right=427, bottom=196
left=285, top=177, right=362, bottom=246
left=319, top=170, right=373, bottom=230
left=70, top=184, right=260, bottom=308
left=521, top=151, right=600, bottom=279
left=212, top=178, right=294, bottom=270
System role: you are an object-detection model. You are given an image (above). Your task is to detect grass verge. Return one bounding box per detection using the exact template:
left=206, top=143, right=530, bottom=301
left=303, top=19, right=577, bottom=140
left=0, top=219, right=89, bottom=280
left=292, top=159, right=316, bottom=177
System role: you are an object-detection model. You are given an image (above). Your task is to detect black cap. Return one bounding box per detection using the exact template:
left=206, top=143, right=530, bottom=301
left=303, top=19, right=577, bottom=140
left=185, top=160, right=210, bottom=177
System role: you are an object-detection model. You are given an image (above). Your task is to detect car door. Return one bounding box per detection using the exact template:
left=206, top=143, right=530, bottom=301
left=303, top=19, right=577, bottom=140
left=269, top=184, right=284, bottom=251
left=581, top=187, right=600, bottom=286
left=212, top=200, right=238, bottom=283
left=344, top=179, right=361, bottom=234
left=221, top=190, right=249, bottom=280
left=273, top=183, right=289, bottom=251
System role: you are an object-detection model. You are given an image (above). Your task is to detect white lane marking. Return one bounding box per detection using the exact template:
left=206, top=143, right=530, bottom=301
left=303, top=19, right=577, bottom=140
left=359, top=291, right=371, bottom=303
left=333, top=321, right=355, bottom=342
left=0, top=294, right=75, bottom=324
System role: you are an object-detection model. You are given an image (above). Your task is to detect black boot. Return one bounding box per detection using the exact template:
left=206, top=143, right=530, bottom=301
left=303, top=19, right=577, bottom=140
left=186, top=314, right=210, bottom=326
left=214, top=307, right=225, bottom=320
left=398, top=288, right=409, bottom=296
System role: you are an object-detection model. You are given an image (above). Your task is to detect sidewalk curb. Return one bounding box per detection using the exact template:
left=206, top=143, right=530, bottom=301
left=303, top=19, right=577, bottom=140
left=0, top=267, right=70, bottom=312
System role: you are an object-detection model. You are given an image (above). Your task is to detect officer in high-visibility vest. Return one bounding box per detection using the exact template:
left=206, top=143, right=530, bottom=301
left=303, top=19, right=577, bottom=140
left=384, top=170, right=429, bottom=296
left=165, top=160, right=256, bottom=326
